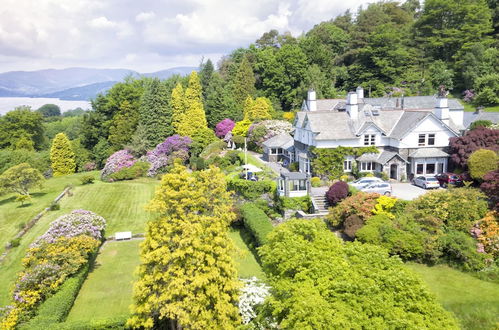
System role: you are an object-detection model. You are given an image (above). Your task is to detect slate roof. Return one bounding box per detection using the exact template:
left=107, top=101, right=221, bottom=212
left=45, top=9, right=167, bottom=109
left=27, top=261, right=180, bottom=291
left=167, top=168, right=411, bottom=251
left=356, top=151, right=408, bottom=164
left=302, top=99, right=343, bottom=111
left=262, top=133, right=294, bottom=149
left=409, top=148, right=449, bottom=158
left=281, top=171, right=308, bottom=180
left=364, top=96, right=464, bottom=111
left=463, top=111, right=499, bottom=128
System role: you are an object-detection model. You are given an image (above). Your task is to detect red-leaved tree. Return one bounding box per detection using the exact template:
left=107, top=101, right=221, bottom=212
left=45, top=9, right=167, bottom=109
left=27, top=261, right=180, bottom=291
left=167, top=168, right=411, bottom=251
left=449, top=127, right=499, bottom=168
left=326, top=181, right=349, bottom=206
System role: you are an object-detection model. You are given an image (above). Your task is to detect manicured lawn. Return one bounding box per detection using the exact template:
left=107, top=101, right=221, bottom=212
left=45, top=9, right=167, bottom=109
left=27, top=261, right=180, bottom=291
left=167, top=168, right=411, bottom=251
left=229, top=227, right=266, bottom=279
left=0, top=175, right=158, bottom=306
left=0, top=171, right=93, bottom=254
left=407, top=263, right=499, bottom=330
left=66, top=239, right=142, bottom=322
left=461, top=101, right=499, bottom=112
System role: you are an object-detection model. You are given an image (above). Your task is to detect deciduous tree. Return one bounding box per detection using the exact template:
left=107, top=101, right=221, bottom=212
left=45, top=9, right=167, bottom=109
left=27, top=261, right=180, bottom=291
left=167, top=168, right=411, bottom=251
left=0, top=163, right=44, bottom=196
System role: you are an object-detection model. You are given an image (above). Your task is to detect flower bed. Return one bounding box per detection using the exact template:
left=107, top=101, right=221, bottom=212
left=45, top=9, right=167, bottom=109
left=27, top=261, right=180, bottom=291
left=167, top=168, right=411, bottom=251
left=0, top=210, right=106, bottom=329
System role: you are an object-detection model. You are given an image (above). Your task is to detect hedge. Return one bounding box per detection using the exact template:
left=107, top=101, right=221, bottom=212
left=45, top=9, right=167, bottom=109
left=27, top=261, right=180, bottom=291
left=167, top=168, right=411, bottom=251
left=227, top=179, right=275, bottom=200
left=59, top=316, right=128, bottom=329
left=19, top=257, right=94, bottom=329
left=240, top=203, right=274, bottom=246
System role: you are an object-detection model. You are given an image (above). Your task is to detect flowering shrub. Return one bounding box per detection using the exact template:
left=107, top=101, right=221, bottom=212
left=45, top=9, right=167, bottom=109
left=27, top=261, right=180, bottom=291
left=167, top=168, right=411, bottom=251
left=471, top=211, right=499, bottom=257
left=0, top=210, right=106, bottom=329
left=101, top=149, right=136, bottom=181
left=372, top=195, right=398, bottom=219
left=463, top=89, right=475, bottom=103
left=215, top=119, right=235, bottom=138
left=146, top=135, right=192, bottom=176
left=82, top=162, right=96, bottom=172
left=247, top=120, right=293, bottom=149
left=232, top=119, right=252, bottom=137
left=239, top=277, right=270, bottom=324
left=326, top=192, right=380, bottom=227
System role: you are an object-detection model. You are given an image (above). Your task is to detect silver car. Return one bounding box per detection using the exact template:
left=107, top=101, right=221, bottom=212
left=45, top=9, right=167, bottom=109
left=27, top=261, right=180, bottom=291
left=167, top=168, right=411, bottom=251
left=361, top=182, right=393, bottom=196
left=349, top=177, right=385, bottom=189
left=412, top=176, right=440, bottom=189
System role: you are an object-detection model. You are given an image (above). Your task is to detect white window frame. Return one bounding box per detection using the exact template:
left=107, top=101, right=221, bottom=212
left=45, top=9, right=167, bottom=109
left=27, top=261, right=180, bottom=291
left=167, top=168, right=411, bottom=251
left=343, top=159, right=352, bottom=172
left=363, top=134, right=376, bottom=146
left=360, top=161, right=375, bottom=171
left=418, top=133, right=436, bottom=146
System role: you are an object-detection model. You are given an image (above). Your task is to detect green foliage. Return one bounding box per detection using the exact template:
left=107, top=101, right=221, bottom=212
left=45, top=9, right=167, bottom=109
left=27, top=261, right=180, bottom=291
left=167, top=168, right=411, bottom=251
left=0, top=107, right=45, bottom=150
left=227, top=178, right=275, bottom=200
left=9, top=238, right=21, bottom=248
left=138, top=78, right=173, bottom=148
left=19, top=263, right=92, bottom=329
left=44, top=116, right=84, bottom=142
left=239, top=203, right=274, bottom=246
left=129, top=165, right=241, bottom=329
left=310, top=176, right=322, bottom=187
left=190, top=127, right=218, bottom=157
left=108, top=161, right=150, bottom=181
left=243, top=96, right=273, bottom=121
left=258, top=219, right=459, bottom=329
left=408, top=188, right=489, bottom=232
left=198, top=140, right=226, bottom=159
left=15, top=194, right=31, bottom=206
left=232, top=119, right=252, bottom=137
left=310, top=146, right=378, bottom=179
left=372, top=195, right=398, bottom=219
left=79, top=175, right=95, bottom=185
left=0, top=163, right=44, bottom=196
left=428, top=60, right=454, bottom=90
left=70, top=139, right=91, bottom=173
left=174, top=72, right=209, bottom=137
left=36, top=104, right=61, bottom=118
left=50, top=133, right=76, bottom=176
left=276, top=196, right=312, bottom=212
left=468, top=149, right=499, bottom=180
left=205, top=73, right=240, bottom=127
left=232, top=56, right=256, bottom=107
left=14, top=136, right=35, bottom=151
left=108, top=100, right=139, bottom=150
left=474, top=74, right=499, bottom=106
left=469, top=119, right=493, bottom=130
left=0, top=150, right=50, bottom=174
left=438, top=230, right=490, bottom=272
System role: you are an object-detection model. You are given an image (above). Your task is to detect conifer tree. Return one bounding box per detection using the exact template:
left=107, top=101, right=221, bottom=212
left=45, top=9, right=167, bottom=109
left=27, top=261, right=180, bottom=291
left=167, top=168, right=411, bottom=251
left=171, top=83, right=186, bottom=134
left=205, top=73, right=240, bottom=127
left=233, top=56, right=256, bottom=107
left=108, top=100, right=139, bottom=150
left=50, top=133, right=76, bottom=176
left=139, top=78, right=173, bottom=149
left=199, top=59, right=214, bottom=100
left=243, top=96, right=273, bottom=121
left=176, top=72, right=208, bottom=137
left=128, top=164, right=241, bottom=329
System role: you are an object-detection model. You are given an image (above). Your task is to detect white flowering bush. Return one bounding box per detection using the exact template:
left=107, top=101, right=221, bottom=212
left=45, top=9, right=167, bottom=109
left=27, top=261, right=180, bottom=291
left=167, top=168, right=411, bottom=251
left=247, top=120, right=292, bottom=151
left=239, top=277, right=270, bottom=324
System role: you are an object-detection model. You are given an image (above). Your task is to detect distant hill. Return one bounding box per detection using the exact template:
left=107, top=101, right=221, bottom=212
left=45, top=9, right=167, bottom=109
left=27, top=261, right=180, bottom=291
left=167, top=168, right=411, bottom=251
left=0, top=66, right=197, bottom=100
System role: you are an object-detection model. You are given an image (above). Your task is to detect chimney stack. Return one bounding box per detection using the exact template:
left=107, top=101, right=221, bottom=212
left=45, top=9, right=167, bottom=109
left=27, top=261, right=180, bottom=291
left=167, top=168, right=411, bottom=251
left=434, top=95, right=450, bottom=125
left=307, top=89, right=317, bottom=111
left=346, top=92, right=358, bottom=120
left=356, top=86, right=364, bottom=100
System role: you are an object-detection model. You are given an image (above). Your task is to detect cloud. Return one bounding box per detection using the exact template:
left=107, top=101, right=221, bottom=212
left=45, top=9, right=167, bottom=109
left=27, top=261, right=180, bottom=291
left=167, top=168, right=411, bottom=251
left=0, top=0, right=373, bottom=72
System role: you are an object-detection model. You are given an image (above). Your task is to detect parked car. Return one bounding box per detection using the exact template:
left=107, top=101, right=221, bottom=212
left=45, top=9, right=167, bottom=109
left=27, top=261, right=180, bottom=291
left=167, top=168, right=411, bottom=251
left=435, top=173, right=463, bottom=187
left=349, top=176, right=385, bottom=189
left=412, top=176, right=440, bottom=189
left=360, top=182, right=393, bottom=196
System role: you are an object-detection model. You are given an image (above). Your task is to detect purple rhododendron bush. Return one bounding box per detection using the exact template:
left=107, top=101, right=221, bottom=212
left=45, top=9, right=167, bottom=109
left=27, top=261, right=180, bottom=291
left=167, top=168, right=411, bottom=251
left=0, top=210, right=106, bottom=329
left=101, top=149, right=137, bottom=181
left=146, top=135, right=192, bottom=176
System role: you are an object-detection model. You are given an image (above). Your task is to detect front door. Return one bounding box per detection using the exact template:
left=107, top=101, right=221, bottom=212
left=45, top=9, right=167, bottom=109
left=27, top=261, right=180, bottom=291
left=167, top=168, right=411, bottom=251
left=390, top=164, right=398, bottom=180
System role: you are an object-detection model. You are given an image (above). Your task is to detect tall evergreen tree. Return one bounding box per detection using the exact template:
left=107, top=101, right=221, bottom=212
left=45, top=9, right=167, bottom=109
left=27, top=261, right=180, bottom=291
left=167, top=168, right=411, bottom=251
left=176, top=72, right=208, bottom=137
left=205, top=73, right=240, bottom=127
left=243, top=96, right=273, bottom=121
left=108, top=100, right=139, bottom=151
left=171, top=83, right=185, bottom=135
left=199, top=59, right=215, bottom=101
left=50, top=133, right=76, bottom=176
left=139, top=78, right=173, bottom=148
left=232, top=56, right=256, bottom=108
left=128, top=164, right=241, bottom=329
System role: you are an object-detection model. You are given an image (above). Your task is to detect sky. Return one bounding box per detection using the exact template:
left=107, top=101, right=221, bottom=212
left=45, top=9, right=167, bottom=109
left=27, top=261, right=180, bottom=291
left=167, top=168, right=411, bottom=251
left=0, top=0, right=373, bottom=73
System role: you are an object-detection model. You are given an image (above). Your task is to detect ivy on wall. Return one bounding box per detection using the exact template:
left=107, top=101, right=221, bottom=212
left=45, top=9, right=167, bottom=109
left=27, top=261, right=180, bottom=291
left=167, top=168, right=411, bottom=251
left=310, top=146, right=379, bottom=179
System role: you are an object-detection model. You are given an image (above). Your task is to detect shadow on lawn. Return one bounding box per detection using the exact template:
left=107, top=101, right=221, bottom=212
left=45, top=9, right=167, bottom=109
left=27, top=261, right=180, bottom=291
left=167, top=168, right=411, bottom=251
left=232, top=225, right=263, bottom=265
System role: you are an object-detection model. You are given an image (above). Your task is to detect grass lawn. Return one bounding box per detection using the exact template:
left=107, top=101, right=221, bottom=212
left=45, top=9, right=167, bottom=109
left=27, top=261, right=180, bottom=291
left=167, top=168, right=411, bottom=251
left=66, top=239, right=142, bottom=322
left=229, top=227, right=266, bottom=279
left=461, top=101, right=499, bottom=112
left=407, top=263, right=499, bottom=330
left=0, top=174, right=158, bottom=306
left=0, top=171, right=93, bottom=254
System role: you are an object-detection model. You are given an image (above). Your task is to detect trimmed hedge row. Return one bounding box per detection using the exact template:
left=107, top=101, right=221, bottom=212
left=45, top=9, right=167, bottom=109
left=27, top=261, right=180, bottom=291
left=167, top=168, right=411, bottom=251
left=19, top=260, right=93, bottom=329
left=59, top=316, right=128, bottom=329
left=227, top=179, right=275, bottom=200
left=240, top=203, right=274, bottom=246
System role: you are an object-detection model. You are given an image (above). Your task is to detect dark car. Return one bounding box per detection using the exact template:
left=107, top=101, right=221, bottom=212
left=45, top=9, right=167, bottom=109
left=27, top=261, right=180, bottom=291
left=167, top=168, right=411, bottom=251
left=435, top=173, right=463, bottom=187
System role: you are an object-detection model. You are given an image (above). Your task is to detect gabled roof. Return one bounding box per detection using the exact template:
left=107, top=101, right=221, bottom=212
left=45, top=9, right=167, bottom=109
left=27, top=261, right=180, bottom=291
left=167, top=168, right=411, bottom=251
left=389, top=111, right=431, bottom=139
left=356, top=150, right=409, bottom=164
left=262, top=133, right=294, bottom=149
left=365, top=96, right=464, bottom=111
left=463, top=111, right=499, bottom=128
left=302, top=99, right=343, bottom=111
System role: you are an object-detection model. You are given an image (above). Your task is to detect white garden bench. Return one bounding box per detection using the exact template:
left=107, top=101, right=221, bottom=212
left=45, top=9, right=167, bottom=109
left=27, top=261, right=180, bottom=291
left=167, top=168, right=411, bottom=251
left=115, top=231, right=132, bottom=240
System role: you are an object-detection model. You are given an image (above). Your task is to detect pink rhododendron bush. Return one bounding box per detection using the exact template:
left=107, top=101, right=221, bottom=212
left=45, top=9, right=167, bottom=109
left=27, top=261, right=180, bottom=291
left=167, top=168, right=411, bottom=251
left=101, top=149, right=137, bottom=181
left=215, top=118, right=235, bottom=138
left=0, top=210, right=106, bottom=329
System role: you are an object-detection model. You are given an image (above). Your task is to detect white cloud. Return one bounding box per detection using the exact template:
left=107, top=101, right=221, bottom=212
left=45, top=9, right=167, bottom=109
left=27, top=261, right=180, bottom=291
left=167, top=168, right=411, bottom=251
left=0, top=0, right=373, bottom=72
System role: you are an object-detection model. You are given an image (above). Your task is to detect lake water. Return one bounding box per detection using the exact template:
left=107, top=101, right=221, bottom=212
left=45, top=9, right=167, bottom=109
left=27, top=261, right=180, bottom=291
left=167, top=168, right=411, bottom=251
left=0, top=97, right=91, bottom=115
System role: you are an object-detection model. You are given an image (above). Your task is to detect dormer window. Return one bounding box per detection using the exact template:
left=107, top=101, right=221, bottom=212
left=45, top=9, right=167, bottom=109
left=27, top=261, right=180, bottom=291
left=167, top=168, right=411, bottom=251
left=418, top=133, right=435, bottom=146
left=364, top=134, right=375, bottom=146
